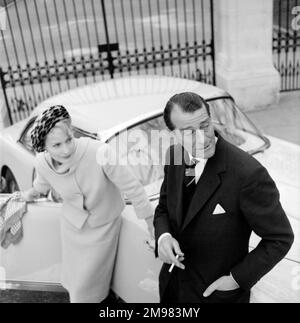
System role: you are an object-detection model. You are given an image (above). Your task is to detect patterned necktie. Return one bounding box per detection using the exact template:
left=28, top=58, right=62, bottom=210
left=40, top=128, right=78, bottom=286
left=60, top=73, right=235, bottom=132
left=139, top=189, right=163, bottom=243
left=184, top=159, right=199, bottom=187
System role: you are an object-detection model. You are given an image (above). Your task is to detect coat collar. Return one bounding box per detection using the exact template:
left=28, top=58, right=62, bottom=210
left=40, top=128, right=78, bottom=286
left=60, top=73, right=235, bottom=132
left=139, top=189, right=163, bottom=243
left=43, top=137, right=89, bottom=176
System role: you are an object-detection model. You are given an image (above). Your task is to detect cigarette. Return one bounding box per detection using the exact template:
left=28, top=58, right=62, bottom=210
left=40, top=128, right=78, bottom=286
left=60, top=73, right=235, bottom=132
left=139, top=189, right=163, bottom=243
left=169, top=254, right=179, bottom=273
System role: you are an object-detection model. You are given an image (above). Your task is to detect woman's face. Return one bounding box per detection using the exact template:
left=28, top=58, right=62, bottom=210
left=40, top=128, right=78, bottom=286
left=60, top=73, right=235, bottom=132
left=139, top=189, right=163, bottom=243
left=44, top=123, right=76, bottom=164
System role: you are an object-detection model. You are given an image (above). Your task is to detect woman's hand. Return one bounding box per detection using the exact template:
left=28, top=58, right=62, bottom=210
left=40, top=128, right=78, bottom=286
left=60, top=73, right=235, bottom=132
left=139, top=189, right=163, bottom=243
left=20, top=188, right=41, bottom=202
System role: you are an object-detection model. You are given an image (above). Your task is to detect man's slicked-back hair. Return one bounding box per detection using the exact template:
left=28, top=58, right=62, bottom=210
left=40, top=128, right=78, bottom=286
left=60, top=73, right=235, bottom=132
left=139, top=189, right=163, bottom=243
left=164, top=92, right=210, bottom=130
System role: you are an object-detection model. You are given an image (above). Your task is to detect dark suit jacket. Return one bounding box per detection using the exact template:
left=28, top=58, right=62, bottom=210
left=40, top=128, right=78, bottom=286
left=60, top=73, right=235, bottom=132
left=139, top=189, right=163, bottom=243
left=154, top=135, right=294, bottom=303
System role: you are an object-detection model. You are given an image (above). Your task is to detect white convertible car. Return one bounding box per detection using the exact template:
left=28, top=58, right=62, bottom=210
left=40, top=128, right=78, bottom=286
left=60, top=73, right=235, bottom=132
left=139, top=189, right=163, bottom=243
left=0, top=75, right=299, bottom=302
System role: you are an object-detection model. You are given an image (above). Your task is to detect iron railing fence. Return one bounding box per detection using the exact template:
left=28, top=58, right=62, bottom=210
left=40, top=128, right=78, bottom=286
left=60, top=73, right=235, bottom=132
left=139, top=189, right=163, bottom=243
left=0, top=0, right=215, bottom=124
left=273, top=0, right=300, bottom=91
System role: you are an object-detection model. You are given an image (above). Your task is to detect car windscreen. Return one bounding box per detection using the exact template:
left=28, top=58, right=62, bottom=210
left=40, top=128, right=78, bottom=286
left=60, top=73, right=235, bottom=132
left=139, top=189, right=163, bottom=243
left=207, top=97, right=269, bottom=155
left=108, top=97, right=270, bottom=199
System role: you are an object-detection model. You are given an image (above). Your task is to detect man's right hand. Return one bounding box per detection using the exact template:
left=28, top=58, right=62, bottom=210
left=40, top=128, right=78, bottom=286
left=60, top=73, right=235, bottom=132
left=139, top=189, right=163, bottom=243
left=158, top=235, right=185, bottom=270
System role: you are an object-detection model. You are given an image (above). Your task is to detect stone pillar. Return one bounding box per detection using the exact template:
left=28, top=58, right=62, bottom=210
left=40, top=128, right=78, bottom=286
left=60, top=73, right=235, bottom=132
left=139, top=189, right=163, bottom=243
left=214, top=0, right=280, bottom=111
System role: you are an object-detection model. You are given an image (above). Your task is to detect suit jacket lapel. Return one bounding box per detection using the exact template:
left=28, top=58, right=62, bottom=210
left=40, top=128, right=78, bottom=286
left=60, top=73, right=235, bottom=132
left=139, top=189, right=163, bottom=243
left=181, top=136, right=227, bottom=232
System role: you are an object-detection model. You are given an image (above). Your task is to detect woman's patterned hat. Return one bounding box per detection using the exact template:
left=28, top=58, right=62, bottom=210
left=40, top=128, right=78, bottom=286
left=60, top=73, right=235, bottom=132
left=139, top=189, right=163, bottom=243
left=31, top=105, right=71, bottom=153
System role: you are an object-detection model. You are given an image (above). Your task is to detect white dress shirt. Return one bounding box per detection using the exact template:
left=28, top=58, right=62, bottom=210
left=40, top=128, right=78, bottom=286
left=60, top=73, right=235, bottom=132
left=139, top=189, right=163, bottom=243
left=189, top=155, right=207, bottom=184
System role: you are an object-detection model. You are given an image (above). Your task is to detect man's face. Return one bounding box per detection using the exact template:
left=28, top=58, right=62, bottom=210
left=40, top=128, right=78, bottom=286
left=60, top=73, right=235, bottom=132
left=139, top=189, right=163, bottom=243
left=171, top=104, right=216, bottom=159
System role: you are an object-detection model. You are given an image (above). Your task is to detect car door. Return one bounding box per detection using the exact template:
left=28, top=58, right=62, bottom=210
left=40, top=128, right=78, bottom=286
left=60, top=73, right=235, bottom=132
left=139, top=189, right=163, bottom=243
left=0, top=194, right=64, bottom=291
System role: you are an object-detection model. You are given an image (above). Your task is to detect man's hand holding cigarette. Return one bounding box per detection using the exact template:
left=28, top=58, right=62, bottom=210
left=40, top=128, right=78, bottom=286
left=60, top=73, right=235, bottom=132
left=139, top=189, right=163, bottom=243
left=158, top=234, right=185, bottom=271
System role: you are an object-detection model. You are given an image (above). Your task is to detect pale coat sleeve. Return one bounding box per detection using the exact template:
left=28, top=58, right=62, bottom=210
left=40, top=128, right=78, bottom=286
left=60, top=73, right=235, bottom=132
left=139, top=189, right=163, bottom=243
left=97, top=143, right=154, bottom=220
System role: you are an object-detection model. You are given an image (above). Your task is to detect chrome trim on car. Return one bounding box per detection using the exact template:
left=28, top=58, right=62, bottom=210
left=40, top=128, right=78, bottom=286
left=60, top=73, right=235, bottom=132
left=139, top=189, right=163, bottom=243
left=17, top=116, right=37, bottom=155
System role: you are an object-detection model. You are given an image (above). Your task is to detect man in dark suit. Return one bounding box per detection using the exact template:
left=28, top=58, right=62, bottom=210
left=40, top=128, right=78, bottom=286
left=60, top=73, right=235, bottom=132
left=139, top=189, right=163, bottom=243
left=154, top=92, right=294, bottom=303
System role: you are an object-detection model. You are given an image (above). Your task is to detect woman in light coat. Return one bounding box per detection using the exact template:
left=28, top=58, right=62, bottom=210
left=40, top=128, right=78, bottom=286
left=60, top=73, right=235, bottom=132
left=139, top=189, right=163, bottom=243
left=22, top=105, right=154, bottom=303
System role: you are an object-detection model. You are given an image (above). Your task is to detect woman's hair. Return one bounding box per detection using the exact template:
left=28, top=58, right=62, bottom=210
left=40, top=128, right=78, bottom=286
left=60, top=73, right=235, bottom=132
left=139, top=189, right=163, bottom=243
left=31, top=105, right=72, bottom=152
left=48, top=118, right=73, bottom=137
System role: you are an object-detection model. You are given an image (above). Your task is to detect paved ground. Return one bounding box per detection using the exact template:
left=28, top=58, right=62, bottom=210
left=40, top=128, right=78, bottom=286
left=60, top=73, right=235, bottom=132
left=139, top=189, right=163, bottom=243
left=0, top=289, right=69, bottom=303
left=246, top=91, right=300, bottom=146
